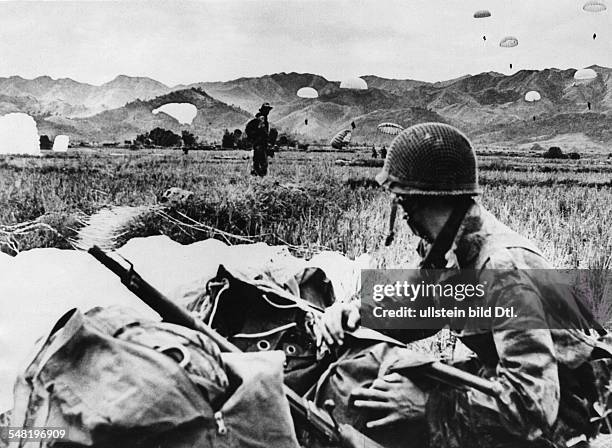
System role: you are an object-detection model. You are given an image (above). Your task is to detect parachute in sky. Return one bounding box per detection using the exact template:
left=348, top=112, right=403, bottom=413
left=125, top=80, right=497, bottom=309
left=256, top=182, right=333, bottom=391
left=473, top=9, right=491, bottom=41
left=330, top=129, right=352, bottom=149
left=583, top=1, right=607, bottom=12
left=573, top=68, right=598, bottom=111
left=296, top=87, right=318, bottom=99
left=52, top=135, right=69, bottom=152
left=473, top=10, right=491, bottom=18
left=583, top=1, right=607, bottom=40
left=152, top=103, right=198, bottom=125
left=377, top=122, right=403, bottom=135
left=500, top=36, right=518, bottom=71
left=574, top=68, right=598, bottom=81
left=340, top=77, right=368, bottom=90
left=0, top=113, right=40, bottom=155
left=524, top=91, right=541, bottom=102
left=499, top=36, right=518, bottom=48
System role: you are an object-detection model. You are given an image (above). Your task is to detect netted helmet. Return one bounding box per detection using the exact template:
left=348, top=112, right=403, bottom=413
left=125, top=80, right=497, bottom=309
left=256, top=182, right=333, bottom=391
left=376, top=122, right=481, bottom=196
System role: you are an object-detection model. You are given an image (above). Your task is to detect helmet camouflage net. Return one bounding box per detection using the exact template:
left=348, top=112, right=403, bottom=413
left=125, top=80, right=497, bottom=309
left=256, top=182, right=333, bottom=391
left=376, top=122, right=481, bottom=196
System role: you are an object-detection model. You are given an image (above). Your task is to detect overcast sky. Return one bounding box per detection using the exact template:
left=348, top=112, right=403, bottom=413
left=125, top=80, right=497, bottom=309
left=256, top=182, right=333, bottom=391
left=0, top=0, right=610, bottom=86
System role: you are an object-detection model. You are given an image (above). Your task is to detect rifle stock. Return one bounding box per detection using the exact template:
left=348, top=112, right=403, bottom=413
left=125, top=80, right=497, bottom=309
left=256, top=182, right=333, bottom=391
left=89, top=245, right=383, bottom=448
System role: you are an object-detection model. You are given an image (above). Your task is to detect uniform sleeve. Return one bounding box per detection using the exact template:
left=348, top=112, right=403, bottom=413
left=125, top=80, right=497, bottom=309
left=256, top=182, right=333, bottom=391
left=426, top=282, right=561, bottom=446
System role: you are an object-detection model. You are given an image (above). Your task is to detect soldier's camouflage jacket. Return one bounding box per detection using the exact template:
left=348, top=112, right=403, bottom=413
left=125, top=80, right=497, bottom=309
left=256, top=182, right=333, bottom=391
left=416, top=202, right=612, bottom=448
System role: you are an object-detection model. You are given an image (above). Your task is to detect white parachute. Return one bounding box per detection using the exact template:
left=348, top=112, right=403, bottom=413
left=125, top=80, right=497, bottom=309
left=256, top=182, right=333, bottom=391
left=330, top=129, right=352, bottom=149
left=377, top=122, right=404, bottom=135
left=52, top=135, right=69, bottom=152
left=574, top=68, right=598, bottom=110
left=0, top=235, right=371, bottom=411
left=0, top=113, right=40, bottom=155
left=296, top=87, right=318, bottom=99
left=524, top=91, right=541, bottom=102
left=499, top=36, right=519, bottom=48
left=574, top=68, right=598, bottom=81
left=152, top=103, right=198, bottom=125
left=340, top=77, right=368, bottom=90
left=583, top=1, right=607, bottom=12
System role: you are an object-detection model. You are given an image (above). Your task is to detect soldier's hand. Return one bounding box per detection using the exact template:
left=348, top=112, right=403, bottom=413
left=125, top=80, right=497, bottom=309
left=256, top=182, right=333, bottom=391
left=317, top=301, right=360, bottom=347
left=351, top=373, right=428, bottom=428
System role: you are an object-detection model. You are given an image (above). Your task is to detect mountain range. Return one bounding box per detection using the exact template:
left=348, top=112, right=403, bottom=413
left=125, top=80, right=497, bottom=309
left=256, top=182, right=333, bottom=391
left=1, top=67, right=611, bottom=146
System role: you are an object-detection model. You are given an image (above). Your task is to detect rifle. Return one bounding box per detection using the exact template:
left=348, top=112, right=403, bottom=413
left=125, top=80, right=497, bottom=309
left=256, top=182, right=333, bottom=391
left=89, top=245, right=384, bottom=448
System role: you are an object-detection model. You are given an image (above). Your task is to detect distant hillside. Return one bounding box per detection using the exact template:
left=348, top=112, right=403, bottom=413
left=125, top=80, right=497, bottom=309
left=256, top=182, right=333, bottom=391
left=3, top=67, right=612, bottom=146
left=0, top=75, right=170, bottom=117
left=36, top=88, right=251, bottom=142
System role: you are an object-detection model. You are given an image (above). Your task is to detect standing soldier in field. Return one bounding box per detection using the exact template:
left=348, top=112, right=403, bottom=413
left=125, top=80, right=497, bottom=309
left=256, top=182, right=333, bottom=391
left=318, top=122, right=612, bottom=447
left=246, top=102, right=274, bottom=177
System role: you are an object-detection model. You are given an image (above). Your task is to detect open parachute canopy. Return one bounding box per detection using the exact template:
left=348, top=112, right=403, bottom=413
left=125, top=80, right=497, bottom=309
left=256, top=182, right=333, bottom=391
left=574, top=68, right=598, bottom=81
left=330, top=129, right=352, bottom=149
left=377, top=122, right=404, bottom=135
left=296, top=87, right=318, bottom=99
left=499, top=36, right=519, bottom=48
left=524, top=91, right=541, bottom=102
left=152, top=103, right=198, bottom=125
left=583, top=0, right=607, bottom=12
left=340, top=77, right=368, bottom=90
left=473, top=10, right=491, bottom=18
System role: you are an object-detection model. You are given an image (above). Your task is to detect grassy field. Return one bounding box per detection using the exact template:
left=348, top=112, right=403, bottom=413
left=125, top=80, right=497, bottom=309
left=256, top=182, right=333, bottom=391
left=1, top=147, right=611, bottom=324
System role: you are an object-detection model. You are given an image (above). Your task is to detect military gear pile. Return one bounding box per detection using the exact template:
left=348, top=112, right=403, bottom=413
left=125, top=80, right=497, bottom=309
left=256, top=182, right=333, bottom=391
left=376, top=122, right=481, bottom=196
left=10, top=306, right=300, bottom=448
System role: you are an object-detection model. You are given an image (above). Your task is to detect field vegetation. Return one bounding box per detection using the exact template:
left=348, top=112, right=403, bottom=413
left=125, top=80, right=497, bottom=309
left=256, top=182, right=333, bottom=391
left=1, top=147, right=611, bottom=325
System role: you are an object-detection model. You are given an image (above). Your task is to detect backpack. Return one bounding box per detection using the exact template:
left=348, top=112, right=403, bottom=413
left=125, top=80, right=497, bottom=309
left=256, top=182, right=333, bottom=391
left=9, top=306, right=300, bottom=448
left=245, top=117, right=262, bottom=142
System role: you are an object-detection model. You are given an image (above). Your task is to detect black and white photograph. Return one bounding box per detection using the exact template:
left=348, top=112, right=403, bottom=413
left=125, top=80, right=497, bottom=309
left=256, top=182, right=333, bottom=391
left=1, top=1, right=612, bottom=447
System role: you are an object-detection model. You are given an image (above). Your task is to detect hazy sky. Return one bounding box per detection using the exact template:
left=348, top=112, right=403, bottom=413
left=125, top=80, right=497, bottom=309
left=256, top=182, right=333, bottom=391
left=0, top=0, right=610, bottom=86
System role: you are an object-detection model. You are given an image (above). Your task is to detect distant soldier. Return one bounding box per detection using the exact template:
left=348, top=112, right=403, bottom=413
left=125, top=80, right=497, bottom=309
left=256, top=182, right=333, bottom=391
left=371, top=146, right=378, bottom=159
left=245, top=102, right=273, bottom=176
left=318, top=122, right=612, bottom=448
left=380, top=145, right=387, bottom=159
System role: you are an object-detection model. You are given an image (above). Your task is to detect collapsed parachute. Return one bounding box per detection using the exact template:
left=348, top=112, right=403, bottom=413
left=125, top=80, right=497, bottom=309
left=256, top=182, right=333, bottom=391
left=330, top=129, right=352, bottom=149
left=52, top=135, right=69, bottom=152
left=0, top=113, right=40, bottom=155
left=340, top=77, right=368, bottom=90
left=524, top=91, right=541, bottom=102
left=296, top=87, right=318, bottom=99
left=377, top=122, right=403, bottom=135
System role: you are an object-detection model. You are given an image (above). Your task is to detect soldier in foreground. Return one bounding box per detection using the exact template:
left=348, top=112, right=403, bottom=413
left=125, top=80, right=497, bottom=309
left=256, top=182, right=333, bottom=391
left=318, top=123, right=612, bottom=447
left=246, top=102, right=274, bottom=176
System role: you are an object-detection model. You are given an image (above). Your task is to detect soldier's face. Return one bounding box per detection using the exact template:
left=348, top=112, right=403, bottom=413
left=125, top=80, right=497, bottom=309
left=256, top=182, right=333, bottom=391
left=397, top=196, right=432, bottom=242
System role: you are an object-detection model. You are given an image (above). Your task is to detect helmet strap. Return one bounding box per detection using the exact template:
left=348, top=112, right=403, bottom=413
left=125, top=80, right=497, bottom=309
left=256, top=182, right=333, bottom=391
left=420, top=198, right=473, bottom=269
left=384, top=197, right=399, bottom=246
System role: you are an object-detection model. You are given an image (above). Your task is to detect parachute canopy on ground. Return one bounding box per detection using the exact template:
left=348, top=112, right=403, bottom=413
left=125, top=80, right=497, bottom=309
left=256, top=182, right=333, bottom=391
left=52, top=135, right=69, bottom=152
left=340, top=77, right=368, bottom=90
left=583, top=1, right=607, bottom=12
left=330, top=129, right=352, bottom=149
left=499, top=36, right=519, bottom=48
left=574, top=68, right=598, bottom=82
left=0, top=113, right=40, bottom=155
left=473, top=10, right=491, bottom=18
left=524, top=91, right=541, bottom=102
left=152, top=103, right=198, bottom=125
left=296, top=87, right=318, bottom=99
left=377, top=122, right=404, bottom=135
